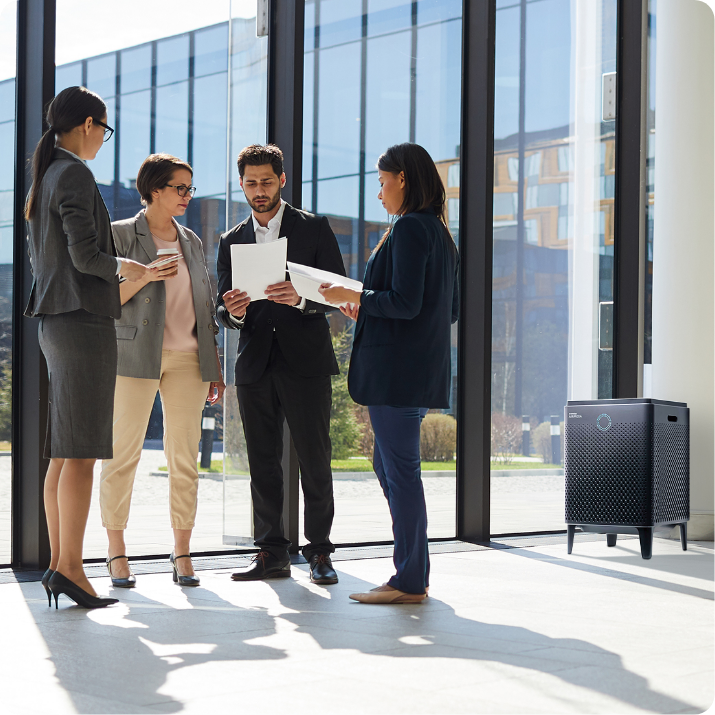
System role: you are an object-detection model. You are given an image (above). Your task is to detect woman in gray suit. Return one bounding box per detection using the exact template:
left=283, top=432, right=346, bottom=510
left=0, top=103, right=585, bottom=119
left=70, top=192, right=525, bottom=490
left=24, top=86, right=148, bottom=609
left=100, top=153, right=225, bottom=587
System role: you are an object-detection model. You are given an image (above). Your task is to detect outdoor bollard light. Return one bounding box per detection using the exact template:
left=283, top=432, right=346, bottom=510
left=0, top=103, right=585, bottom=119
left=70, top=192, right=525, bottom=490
left=522, top=415, right=530, bottom=457
left=200, top=411, right=215, bottom=470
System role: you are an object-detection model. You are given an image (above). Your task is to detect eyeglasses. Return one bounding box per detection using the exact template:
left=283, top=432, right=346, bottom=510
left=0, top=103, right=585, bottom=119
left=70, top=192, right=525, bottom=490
left=164, top=184, right=197, bottom=198
left=93, top=118, right=114, bottom=142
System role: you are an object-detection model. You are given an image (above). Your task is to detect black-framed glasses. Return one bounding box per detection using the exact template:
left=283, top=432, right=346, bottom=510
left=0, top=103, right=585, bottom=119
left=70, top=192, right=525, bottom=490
left=93, top=118, right=114, bottom=142
left=164, top=184, right=197, bottom=198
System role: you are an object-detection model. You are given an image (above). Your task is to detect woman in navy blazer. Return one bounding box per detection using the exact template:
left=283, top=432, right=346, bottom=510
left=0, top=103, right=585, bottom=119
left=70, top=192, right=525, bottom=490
left=321, top=143, right=459, bottom=603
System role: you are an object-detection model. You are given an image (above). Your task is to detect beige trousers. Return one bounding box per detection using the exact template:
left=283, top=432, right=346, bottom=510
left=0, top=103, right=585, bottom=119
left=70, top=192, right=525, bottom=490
left=100, top=350, right=210, bottom=530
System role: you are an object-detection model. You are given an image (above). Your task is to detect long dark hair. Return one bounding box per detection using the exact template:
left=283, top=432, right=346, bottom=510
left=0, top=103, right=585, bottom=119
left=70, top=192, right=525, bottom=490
left=25, top=86, right=107, bottom=219
left=375, top=142, right=454, bottom=252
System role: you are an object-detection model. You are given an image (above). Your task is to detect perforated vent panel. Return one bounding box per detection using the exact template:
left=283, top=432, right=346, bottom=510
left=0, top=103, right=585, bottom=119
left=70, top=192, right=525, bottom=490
left=565, top=422, right=651, bottom=525
left=652, top=423, right=689, bottom=523
left=565, top=419, right=689, bottom=526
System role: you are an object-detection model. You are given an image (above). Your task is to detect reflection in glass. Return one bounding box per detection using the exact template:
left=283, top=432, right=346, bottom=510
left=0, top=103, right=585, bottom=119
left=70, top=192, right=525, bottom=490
left=155, top=82, right=189, bottom=160
left=490, top=0, right=617, bottom=535
left=302, top=0, right=462, bottom=546
left=156, top=35, right=189, bottom=86
left=118, top=89, right=151, bottom=190
left=86, top=54, right=115, bottom=99
left=0, top=1, right=15, bottom=565
left=120, top=45, right=152, bottom=94
left=55, top=61, right=82, bottom=94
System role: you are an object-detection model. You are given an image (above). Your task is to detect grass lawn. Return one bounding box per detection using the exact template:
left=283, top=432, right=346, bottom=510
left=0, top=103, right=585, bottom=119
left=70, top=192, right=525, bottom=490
left=159, top=458, right=561, bottom=474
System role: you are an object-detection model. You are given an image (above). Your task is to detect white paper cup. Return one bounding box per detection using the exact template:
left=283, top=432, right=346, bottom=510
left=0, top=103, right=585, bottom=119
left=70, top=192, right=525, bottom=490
left=157, top=248, right=180, bottom=256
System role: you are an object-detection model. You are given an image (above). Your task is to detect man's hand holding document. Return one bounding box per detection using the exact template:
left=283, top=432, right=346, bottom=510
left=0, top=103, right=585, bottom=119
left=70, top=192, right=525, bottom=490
left=287, top=262, right=363, bottom=308
left=224, top=239, right=289, bottom=319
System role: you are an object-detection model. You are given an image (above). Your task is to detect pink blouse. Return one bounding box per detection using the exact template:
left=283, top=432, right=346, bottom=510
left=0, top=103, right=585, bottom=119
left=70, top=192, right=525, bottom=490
left=152, top=232, right=199, bottom=353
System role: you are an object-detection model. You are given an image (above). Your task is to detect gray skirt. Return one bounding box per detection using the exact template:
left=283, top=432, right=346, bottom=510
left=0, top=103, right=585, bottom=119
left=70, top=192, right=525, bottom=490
left=39, top=309, right=117, bottom=459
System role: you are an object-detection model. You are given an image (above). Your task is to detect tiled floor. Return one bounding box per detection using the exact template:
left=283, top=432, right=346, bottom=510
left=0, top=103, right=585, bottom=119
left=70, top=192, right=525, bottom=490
left=1, top=537, right=711, bottom=714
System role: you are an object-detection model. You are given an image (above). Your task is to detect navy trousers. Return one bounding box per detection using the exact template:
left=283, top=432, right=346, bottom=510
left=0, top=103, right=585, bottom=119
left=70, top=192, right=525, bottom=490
left=369, top=405, right=429, bottom=595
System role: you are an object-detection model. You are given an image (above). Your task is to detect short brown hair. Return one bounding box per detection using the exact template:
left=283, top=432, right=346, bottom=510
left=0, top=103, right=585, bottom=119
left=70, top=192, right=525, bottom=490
left=136, top=153, right=193, bottom=205
left=237, top=144, right=284, bottom=178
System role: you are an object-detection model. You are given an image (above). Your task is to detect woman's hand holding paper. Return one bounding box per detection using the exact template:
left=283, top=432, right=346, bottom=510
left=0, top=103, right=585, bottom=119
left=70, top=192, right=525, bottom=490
left=318, top=283, right=361, bottom=316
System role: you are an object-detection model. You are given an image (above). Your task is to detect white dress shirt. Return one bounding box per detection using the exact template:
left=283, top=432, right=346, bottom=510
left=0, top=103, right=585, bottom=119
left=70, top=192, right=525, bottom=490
left=229, top=200, right=305, bottom=327
left=57, top=146, right=123, bottom=276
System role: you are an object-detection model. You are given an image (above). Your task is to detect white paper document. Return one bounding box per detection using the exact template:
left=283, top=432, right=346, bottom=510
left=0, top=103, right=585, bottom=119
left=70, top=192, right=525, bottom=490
left=287, top=261, right=363, bottom=307
left=231, top=238, right=288, bottom=301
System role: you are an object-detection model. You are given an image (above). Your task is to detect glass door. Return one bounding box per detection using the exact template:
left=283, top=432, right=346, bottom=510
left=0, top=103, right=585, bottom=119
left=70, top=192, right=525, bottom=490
left=490, top=0, right=617, bottom=534
left=301, top=0, right=463, bottom=546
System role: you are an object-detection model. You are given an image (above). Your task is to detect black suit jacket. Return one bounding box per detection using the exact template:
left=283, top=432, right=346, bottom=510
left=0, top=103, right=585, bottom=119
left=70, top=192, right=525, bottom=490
left=216, top=203, right=346, bottom=385
left=348, top=209, right=459, bottom=408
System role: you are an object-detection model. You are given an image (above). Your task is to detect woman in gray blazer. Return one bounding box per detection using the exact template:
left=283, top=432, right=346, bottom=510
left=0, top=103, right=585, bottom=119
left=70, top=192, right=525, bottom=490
left=24, top=86, right=148, bottom=609
left=99, top=154, right=225, bottom=587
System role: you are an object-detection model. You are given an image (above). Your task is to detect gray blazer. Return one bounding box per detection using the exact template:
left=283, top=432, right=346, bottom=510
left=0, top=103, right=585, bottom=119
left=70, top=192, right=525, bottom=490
left=112, top=211, right=221, bottom=382
left=24, top=149, right=121, bottom=319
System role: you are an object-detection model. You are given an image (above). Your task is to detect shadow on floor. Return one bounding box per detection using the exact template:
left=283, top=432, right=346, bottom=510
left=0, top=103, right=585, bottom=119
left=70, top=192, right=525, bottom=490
left=269, top=569, right=702, bottom=714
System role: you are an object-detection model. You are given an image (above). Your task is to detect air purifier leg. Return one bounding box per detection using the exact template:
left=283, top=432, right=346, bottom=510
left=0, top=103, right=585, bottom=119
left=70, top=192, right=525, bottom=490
left=607, top=534, right=617, bottom=547
left=679, top=522, right=687, bottom=551
left=567, top=525, right=576, bottom=554
left=637, top=527, right=653, bottom=559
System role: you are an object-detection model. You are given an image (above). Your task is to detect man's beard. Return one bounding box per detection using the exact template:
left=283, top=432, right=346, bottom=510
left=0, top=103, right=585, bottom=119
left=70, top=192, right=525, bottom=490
left=248, top=189, right=281, bottom=214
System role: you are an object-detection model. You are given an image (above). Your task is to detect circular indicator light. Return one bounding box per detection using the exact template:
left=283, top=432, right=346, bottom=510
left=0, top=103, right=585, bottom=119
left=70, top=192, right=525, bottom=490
left=596, top=413, right=612, bottom=431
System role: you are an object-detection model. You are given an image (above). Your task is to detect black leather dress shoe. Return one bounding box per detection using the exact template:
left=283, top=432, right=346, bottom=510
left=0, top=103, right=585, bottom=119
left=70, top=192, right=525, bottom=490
left=309, top=554, right=338, bottom=584
left=231, top=551, right=291, bottom=581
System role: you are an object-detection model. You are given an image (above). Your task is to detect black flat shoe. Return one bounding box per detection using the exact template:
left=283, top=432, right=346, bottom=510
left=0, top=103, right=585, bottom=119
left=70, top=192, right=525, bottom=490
left=170, top=552, right=200, bottom=587
left=48, top=571, right=118, bottom=609
left=42, top=568, right=54, bottom=607
left=106, top=555, right=136, bottom=588
left=309, top=554, right=338, bottom=584
left=231, top=551, right=291, bottom=581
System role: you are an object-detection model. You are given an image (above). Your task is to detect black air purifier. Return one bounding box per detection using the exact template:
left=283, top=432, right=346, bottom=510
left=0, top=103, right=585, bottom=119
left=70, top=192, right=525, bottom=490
left=564, top=398, right=689, bottom=559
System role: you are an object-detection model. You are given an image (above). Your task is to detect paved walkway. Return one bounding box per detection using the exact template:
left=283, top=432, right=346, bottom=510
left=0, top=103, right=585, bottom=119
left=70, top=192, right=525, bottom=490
left=0, top=452, right=566, bottom=563
left=0, top=537, right=711, bottom=713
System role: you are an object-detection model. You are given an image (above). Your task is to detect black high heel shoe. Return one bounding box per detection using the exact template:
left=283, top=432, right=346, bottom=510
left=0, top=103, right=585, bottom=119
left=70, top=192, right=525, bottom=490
left=170, top=552, right=200, bottom=587
left=106, top=555, right=136, bottom=588
left=48, top=571, right=118, bottom=609
left=42, top=568, right=55, bottom=607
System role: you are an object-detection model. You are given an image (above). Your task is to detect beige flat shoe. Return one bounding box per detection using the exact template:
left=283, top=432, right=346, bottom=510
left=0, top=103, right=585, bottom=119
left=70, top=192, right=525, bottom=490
left=370, top=582, right=429, bottom=596
left=350, top=584, right=426, bottom=604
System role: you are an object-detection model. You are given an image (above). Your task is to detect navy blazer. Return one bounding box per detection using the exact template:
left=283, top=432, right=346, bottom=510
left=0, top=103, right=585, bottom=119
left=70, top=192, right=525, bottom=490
left=348, top=209, right=459, bottom=408
left=216, top=203, right=346, bottom=385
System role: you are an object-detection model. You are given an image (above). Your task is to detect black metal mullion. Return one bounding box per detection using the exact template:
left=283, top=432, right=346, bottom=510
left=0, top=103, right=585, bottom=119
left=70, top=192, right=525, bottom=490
left=612, top=0, right=648, bottom=398
left=187, top=32, right=195, bottom=167
left=149, top=41, right=157, bottom=155
left=357, top=0, right=368, bottom=281
left=267, top=0, right=305, bottom=554
left=409, top=0, right=417, bottom=143
left=12, top=0, right=56, bottom=568
left=311, top=0, right=320, bottom=213
left=456, top=0, right=496, bottom=543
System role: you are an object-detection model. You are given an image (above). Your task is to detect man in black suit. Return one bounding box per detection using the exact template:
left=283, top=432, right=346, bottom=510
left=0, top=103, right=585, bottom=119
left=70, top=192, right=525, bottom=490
left=216, top=144, right=345, bottom=584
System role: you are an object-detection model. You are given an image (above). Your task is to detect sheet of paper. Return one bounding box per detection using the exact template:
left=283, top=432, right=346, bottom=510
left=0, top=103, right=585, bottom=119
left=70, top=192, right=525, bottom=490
left=231, top=239, right=288, bottom=301
left=287, top=261, right=363, bottom=307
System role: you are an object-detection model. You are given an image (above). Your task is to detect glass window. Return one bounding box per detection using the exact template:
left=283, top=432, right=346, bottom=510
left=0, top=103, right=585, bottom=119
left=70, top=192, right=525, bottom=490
left=86, top=54, right=116, bottom=99
left=121, top=44, right=152, bottom=94
left=368, top=0, right=412, bottom=36
left=302, top=0, right=462, bottom=546
left=155, top=81, right=189, bottom=160
left=193, top=73, right=227, bottom=198
left=157, top=35, right=189, bottom=86
left=0, top=0, right=15, bottom=566
left=55, top=61, right=82, bottom=94
left=365, top=32, right=411, bottom=162
left=490, top=0, right=617, bottom=535
left=318, top=0, right=362, bottom=48
left=194, top=24, right=229, bottom=78
left=317, top=42, right=362, bottom=178
left=118, top=89, right=151, bottom=191
left=91, top=97, right=115, bottom=187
